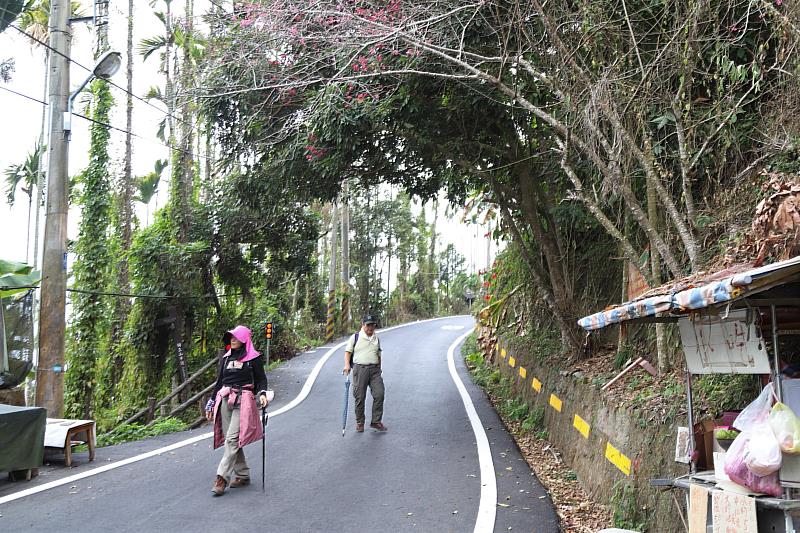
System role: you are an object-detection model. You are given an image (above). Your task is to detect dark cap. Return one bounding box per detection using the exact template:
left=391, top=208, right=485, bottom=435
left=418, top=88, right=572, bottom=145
left=362, top=314, right=378, bottom=325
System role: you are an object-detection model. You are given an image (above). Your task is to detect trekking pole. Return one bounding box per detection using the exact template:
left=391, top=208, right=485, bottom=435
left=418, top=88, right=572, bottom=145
left=261, top=405, right=268, bottom=493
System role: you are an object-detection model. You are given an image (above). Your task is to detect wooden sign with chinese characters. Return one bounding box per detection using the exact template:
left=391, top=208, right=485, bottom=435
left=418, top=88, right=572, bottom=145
left=711, top=490, right=757, bottom=533
left=688, top=484, right=709, bottom=533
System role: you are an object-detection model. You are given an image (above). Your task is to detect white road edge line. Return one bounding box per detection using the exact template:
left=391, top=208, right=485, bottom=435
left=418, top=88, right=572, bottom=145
left=447, top=329, right=496, bottom=533
left=0, top=315, right=465, bottom=506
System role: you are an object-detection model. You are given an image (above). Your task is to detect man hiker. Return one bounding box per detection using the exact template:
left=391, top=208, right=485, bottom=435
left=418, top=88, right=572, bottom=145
left=343, top=314, right=387, bottom=432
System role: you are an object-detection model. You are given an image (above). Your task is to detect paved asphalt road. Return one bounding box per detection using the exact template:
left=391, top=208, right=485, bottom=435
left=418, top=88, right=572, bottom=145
left=0, top=316, right=559, bottom=532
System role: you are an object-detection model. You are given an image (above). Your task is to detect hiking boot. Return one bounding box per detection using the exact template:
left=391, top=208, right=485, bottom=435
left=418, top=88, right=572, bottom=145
left=212, top=475, right=227, bottom=496
left=356, top=422, right=364, bottom=432
left=370, top=422, right=388, bottom=432
left=229, top=477, right=250, bottom=488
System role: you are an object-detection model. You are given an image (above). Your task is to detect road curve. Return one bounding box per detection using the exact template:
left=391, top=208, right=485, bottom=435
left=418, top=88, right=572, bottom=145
left=0, top=316, right=559, bottom=532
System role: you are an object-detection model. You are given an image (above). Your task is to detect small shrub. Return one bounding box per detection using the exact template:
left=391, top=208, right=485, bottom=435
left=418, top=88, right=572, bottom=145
left=465, top=351, right=484, bottom=368
left=535, top=429, right=549, bottom=439
left=610, top=480, right=646, bottom=531
left=502, top=397, right=529, bottom=421
left=461, top=333, right=480, bottom=360
left=563, top=470, right=578, bottom=481
left=522, top=406, right=545, bottom=431
left=96, top=417, right=189, bottom=448
left=613, top=349, right=631, bottom=370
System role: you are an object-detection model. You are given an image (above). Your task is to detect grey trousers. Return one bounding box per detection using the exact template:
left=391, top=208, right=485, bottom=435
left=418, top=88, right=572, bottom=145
left=352, top=364, right=385, bottom=424
left=216, top=400, right=250, bottom=481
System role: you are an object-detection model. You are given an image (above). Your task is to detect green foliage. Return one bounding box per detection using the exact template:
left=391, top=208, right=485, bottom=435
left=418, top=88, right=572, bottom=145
left=613, top=349, right=632, bottom=370
left=522, top=407, right=546, bottom=432
left=96, top=417, right=189, bottom=448
left=500, top=396, right=529, bottom=421
left=4, top=141, right=41, bottom=206
left=461, top=332, right=480, bottom=361
left=694, top=374, right=759, bottom=416
left=610, top=481, right=646, bottom=531
left=65, top=80, right=114, bottom=419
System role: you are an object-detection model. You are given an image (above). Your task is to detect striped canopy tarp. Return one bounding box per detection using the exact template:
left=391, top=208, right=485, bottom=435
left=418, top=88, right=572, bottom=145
left=577, top=255, right=800, bottom=331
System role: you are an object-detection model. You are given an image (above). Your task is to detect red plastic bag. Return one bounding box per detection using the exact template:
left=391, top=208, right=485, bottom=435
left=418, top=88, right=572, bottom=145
left=724, top=431, right=783, bottom=497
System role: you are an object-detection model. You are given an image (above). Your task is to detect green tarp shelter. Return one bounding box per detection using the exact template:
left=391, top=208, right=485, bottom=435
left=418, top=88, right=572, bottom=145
left=0, top=0, right=25, bottom=34
left=0, top=403, right=46, bottom=473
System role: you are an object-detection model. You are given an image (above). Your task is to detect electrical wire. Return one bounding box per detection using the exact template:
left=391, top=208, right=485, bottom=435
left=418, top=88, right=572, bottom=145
left=73, top=111, right=213, bottom=161
left=12, top=285, right=244, bottom=300
left=0, top=85, right=47, bottom=106
left=8, top=22, right=201, bottom=136
left=1, top=79, right=212, bottom=161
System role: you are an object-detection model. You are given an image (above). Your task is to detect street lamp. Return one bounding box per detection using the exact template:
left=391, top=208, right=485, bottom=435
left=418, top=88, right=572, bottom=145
left=63, top=51, right=122, bottom=133
left=37, top=46, right=121, bottom=417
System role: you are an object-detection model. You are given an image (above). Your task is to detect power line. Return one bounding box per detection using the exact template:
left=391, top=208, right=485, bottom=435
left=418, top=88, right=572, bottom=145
left=67, top=287, right=244, bottom=300
left=16, top=285, right=244, bottom=300
left=9, top=22, right=201, bottom=136
left=0, top=85, right=47, bottom=106
left=0, top=81, right=212, bottom=161
left=74, top=111, right=213, bottom=161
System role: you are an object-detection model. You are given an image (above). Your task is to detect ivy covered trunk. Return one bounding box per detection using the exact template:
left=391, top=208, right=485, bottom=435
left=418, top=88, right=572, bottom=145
left=65, top=80, right=114, bottom=419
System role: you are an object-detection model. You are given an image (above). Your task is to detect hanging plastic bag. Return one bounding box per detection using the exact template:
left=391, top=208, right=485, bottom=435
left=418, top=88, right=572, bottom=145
left=769, top=402, right=800, bottom=454
left=743, top=422, right=783, bottom=475
left=733, top=383, right=774, bottom=432
left=724, top=431, right=783, bottom=497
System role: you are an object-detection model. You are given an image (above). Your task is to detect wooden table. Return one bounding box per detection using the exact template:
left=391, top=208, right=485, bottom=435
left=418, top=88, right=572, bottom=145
left=44, top=419, right=95, bottom=467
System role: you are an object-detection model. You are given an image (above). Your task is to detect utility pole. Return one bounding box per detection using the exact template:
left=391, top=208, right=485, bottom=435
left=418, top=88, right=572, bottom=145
left=36, top=0, right=71, bottom=417
left=340, top=182, right=351, bottom=332
left=325, top=203, right=338, bottom=342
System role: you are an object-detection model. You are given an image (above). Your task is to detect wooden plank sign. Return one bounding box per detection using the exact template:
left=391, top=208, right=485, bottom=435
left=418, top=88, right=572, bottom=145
left=688, top=484, right=709, bottom=533
left=711, top=490, right=756, bottom=533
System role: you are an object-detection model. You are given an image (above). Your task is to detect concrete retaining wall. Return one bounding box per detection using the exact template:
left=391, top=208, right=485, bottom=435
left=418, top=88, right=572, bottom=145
left=493, top=341, right=686, bottom=532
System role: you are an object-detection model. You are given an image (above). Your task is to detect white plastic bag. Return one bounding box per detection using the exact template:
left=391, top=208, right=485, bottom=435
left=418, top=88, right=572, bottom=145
left=724, top=431, right=783, bottom=496
left=744, top=422, right=783, bottom=475
left=733, top=383, right=774, bottom=432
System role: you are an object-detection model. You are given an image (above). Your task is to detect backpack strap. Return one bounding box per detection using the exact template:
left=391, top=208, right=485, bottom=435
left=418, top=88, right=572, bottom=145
left=348, top=332, right=360, bottom=366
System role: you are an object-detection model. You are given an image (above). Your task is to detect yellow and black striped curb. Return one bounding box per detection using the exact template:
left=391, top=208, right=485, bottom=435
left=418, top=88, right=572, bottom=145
left=497, top=344, right=632, bottom=476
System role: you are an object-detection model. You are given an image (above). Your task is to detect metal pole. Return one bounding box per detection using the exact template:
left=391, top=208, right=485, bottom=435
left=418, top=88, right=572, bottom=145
left=772, top=304, right=783, bottom=401
left=0, top=298, right=8, bottom=374
left=686, top=371, right=695, bottom=474
left=35, top=0, right=72, bottom=417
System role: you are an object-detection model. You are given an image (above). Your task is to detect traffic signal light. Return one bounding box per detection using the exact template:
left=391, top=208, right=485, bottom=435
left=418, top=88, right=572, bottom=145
left=265, top=322, right=273, bottom=340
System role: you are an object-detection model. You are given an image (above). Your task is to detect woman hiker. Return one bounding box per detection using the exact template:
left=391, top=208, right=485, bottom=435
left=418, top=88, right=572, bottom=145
left=205, top=325, right=269, bottom=496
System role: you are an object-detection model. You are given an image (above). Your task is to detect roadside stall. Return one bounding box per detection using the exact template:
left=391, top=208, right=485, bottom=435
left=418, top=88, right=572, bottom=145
left=579, top=255, right=800, bottom=532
